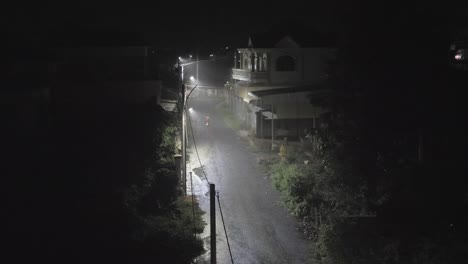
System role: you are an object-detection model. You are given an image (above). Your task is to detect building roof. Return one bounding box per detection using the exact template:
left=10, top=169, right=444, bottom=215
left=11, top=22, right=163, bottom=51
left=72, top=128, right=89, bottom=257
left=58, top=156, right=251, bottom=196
left=249, top=84, right=332, bottom=98
left=250, top=86, right=312, bottom=97
left=247, top=22, right=336, bottom=49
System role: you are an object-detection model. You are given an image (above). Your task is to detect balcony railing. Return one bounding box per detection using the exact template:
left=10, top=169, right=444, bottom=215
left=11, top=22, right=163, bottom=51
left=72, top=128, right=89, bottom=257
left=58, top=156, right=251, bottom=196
left=232, top=69, right=268, bottom=83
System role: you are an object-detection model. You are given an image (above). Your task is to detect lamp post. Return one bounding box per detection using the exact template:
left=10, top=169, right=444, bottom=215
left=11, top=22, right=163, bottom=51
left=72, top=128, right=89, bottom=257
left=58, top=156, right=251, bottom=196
left=178, top=51, right=229, bottom=193
left=178, top=54, right=198, bottom=196
left=178, top=55, right=199, bottom=195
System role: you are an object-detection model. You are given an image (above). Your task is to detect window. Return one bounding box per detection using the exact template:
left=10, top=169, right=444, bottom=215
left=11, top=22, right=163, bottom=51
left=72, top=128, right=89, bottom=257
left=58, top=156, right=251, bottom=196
left=275, top=56, right=295, bottom=71
left=243, top=53, right=250, bottom=70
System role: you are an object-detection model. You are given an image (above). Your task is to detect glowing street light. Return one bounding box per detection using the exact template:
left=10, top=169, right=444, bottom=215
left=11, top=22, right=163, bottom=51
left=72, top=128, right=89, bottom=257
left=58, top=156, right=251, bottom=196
left=209, top=54, right=214, bottom=57
left=190, top=76, right=195, bottom=81
left=455, top=50, right=464, bottom=61
left=189, top=54, right=193, bottom=58
left=248, top=91, right=258, bottom=99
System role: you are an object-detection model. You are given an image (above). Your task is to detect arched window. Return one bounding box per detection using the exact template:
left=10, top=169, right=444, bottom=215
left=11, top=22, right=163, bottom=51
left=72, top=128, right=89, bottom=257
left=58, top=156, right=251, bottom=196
left=275, top=56, right=295, bottom=71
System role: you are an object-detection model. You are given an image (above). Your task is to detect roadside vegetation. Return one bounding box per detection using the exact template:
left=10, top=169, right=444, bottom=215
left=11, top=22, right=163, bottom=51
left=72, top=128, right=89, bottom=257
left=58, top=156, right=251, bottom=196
left=266, top=113, right=467, bottom=263
left=7, top=102, right=206, bottom=263
left=121, top=108, right=205, bottom=263
left=220, top=92, right=467, bottom=263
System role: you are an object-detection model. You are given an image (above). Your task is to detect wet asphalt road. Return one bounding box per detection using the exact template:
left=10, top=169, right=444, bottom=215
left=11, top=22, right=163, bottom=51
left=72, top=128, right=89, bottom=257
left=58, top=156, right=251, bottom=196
left=186, top=94, right=312, bottom=264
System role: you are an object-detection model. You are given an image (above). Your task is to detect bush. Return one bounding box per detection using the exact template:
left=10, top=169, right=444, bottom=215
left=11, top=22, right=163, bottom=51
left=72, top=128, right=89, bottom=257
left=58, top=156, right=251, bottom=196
left=120, top=109, right=206, bottom=263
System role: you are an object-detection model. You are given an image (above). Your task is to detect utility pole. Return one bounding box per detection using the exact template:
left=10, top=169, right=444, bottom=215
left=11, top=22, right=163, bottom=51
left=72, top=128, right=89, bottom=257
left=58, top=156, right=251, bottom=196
left=182, top=83, right=187, bottom=196
left=260, top=99, right=263, bottom=139
left=210, top=183, right=216, bottom=264
left=177, top=58, right=186, bottom=195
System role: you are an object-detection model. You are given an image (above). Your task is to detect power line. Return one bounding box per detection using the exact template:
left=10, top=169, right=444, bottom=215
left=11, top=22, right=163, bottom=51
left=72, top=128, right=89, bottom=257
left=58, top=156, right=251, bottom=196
left=216, top=191, right=234, bottom=264
left=180, top=54, right=232, bottom=67
left=184, top=94, right=233, bottom=263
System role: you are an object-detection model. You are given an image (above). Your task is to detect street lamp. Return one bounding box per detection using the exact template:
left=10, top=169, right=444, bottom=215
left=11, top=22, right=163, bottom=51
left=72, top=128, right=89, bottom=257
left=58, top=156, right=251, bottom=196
left=248, top=91, right=258, bottom=99
left=181, top=84, right=198, bottom=196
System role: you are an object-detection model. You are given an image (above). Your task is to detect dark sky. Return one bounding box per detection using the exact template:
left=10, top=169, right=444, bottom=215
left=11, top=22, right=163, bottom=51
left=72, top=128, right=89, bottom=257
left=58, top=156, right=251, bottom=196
left=4, top=2, right=338, bottom=49
left=4, top=2, right=467, bottom=50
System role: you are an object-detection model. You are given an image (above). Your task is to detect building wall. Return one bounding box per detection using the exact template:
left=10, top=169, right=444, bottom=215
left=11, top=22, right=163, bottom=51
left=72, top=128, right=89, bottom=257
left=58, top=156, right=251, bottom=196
left=231, top=45, right=336, bottom=139
left=269, top=49, right=302, bottom=84
left=302, top=48, right=335, bottom=83
left=269, top=48, right=335, bottom=85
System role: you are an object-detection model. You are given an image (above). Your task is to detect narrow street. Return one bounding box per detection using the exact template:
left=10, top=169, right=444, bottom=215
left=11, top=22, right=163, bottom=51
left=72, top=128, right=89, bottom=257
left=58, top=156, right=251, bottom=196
left=186, top=92, right=311, bottom=264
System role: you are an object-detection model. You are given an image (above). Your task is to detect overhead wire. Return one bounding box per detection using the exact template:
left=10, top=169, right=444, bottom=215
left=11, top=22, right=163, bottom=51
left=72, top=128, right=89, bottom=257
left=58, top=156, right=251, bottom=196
left=216, top=191, right=235, bottom=264
left=180, top=53, right=232, bottom=67
left=184, top=79, right=235, bottom=263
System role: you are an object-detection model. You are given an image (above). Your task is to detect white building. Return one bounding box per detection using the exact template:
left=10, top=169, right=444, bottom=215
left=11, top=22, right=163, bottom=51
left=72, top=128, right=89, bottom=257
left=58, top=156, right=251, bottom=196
left=230, top=31, right=337, bottom=139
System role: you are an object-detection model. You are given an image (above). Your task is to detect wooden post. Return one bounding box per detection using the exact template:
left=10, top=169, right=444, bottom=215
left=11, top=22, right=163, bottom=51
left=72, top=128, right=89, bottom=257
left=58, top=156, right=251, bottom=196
left=210, top=183, right=216, bottom=264
left=260, top=99, right=263, bottom=139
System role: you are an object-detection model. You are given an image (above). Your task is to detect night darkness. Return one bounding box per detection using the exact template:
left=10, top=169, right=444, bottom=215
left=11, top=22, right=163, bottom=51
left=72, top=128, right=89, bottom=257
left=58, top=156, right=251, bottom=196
left=3, top=1, right=468, bottom=264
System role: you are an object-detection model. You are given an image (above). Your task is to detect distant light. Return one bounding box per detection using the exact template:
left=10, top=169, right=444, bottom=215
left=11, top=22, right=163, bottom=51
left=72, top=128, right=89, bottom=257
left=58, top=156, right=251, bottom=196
left=189, top=54, right=192, bottom=58
left=178, top=56, right=182, bottom=60
left=248, top=92, right=258, bottom=98
left=190, top=76, right=195, bottom=81
left=226, top=46, right=229, bottom=50
left=189, top=107, right=193, bottom=111
left=209, top=54, right=214, bottom=57
left=455, top=50, right=464, bottom=61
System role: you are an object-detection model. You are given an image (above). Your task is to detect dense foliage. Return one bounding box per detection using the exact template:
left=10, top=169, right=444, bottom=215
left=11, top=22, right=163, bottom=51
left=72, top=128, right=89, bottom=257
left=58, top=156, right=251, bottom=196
left=270, top=109, right=468, bottom=263
left=5, top=103, right=205, bottom=263
left=267, top=7, right=468, bottom=260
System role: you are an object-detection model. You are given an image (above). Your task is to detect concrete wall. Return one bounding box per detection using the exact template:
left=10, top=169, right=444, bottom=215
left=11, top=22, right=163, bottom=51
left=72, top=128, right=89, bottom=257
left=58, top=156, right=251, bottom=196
left=224, top=89, right=331, bottom=140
